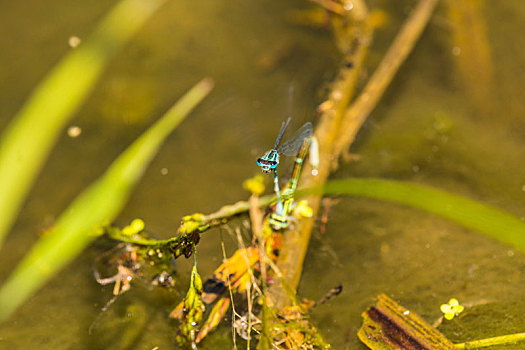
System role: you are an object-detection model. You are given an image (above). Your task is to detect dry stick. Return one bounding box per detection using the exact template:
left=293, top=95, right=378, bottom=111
left=445, top=0, right=494, bottom=110
left=269, top=0, right=439, bottom=309
left=332, top=0, right=439, bottom=163
left=202, top=195, right=274, bottom=228
left=267, top=0, right=373, bottom=308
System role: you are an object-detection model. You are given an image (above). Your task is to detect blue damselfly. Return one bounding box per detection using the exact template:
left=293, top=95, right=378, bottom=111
left=256, top=118, right=313, bottom=173
left=256, top=118, right=313, bottom=229
left=268, top=130, right=313, bottom=229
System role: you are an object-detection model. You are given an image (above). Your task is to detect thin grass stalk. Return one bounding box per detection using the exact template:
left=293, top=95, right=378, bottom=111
left=454, top=332, right=525, bottom=349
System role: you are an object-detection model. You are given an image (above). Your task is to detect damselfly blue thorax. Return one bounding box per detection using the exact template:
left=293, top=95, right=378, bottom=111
left=256, top=118, right=313, bottom=173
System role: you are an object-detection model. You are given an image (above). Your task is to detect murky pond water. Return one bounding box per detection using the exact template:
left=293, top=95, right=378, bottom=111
left=0, top=0, right=524, bottom=349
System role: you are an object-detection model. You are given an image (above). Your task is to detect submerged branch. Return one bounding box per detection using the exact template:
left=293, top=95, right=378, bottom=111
left=269, top=0, right=438, bottom=309
left=266, top=0, right=374, bottom=308
left=202, top=194, right=274, bottom=226
left=332, top=0, right=439, bottom=164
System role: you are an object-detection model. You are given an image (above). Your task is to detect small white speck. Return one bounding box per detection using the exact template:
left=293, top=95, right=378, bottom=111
left=507, top=250, right=514, bottom=257
left=452, top=46, right=461, bottom=56
left=403, top=310, right=410, bottom=315
left=332, top=90, right=342, bottom=100
left=467, top=263, right=478, bottom=274
left=68, top=36, right=81, bottom=48
left=521, top=185, right=525, bottom=192
left=160, top=168, right=168, bottom=175
left=344, top=1, right=354, bottom=10
left=425, top=243, right=431, bottom=249
left=311, top=169, right=318, bottom=176
left=67, top=126, right=82, bottom=138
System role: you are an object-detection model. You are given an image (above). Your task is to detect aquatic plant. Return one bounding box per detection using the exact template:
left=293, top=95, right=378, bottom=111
left=0, top=0, right=167, bottom=248
left=441, top=298, right=464, bottom=320
left=0, top=0, right=212, bottom=322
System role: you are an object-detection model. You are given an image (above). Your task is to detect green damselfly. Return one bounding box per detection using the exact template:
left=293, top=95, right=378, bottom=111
left=256, top=118, right=312, bottom=173
left=268, top=129, right=314, bottom=229
left=256, top=118, right=314, bottom=229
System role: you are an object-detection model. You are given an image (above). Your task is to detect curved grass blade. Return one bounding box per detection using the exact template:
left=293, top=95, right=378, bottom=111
left=0, top=0, right=166, bottom=248
left=0, top=78, right=214, bottom=323
left=308, top=178, right=525, bottom=253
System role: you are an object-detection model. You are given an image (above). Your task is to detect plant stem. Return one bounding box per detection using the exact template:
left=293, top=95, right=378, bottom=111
left=332, top=0, right=439, bottom=162
left=0, top=0, right=166, bottom=248
left=268, top=0, right=438, bottom=309
left=454, top=332, right=525, bottom=349
left=267, top=0, right=374, bottom=309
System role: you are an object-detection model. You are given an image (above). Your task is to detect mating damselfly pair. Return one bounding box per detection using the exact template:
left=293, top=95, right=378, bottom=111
left=256, top=118, right=316, bottom=229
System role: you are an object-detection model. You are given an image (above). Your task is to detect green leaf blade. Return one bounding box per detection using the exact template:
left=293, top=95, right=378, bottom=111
left=322, top=178, right=525, bottom=253
left=0, top=78, right=213, bottom=323
left=0, top=0, right=166, bottom=247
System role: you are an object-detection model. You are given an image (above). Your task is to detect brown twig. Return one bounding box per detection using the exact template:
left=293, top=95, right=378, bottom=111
left=201, top=194, right=273, bottom=227
left=267, top=0, right=373, bottom=308
left=445, top=0, right=493, bottom=110
left=332, top=0, right=439, bottom=164
left=269, top=0, right=439, bottom=309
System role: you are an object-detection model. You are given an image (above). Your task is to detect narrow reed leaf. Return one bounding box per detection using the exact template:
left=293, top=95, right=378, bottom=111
left=316, top=178, right=525, bottom=253
left=0, top=0, right=166, bottom=247
left=0, top=78, right=214, bottom=323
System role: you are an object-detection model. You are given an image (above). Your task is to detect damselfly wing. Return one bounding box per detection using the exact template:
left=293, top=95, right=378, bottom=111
left=257, top=119, right=313, bottom=173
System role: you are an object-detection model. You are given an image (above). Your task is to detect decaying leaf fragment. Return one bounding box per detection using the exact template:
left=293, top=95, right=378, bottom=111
left=200, top=247, right=260, bottom=304
left=358, top=294, right=455, bottom=350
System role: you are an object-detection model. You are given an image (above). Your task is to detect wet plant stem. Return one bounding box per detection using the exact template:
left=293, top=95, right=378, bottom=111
left=332, top=0, right=439, bottom=163
left=267, top=0, right=374, bottom=308
left=454, top=332, right=525, bottom=349
left=268, top=0, right=438, bottom=309
left=203, top=195, right=274, bottom=226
